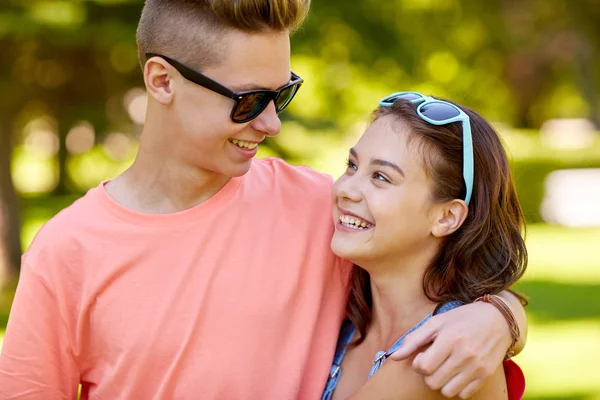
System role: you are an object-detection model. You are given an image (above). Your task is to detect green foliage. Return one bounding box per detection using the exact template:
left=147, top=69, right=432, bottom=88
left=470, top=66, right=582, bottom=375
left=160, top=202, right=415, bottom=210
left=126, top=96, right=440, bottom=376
left=502, top=129, right=600, bottom=222
left=292, top=0, right=600, bottom=128
left=1, top=0, right=599, bottom=185
left=512, top=157, right=600, bottom=223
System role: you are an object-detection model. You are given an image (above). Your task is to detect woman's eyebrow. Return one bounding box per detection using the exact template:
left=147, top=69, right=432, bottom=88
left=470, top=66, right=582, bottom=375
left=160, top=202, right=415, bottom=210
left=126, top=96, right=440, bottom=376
left=350, top=148, right=404, bottom=176
left=370, top=159, right=404, bottom=176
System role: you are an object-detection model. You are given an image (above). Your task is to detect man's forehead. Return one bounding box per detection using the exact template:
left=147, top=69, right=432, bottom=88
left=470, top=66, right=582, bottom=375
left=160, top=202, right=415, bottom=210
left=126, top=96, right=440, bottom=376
left=215, top=30, right=292, bottom=91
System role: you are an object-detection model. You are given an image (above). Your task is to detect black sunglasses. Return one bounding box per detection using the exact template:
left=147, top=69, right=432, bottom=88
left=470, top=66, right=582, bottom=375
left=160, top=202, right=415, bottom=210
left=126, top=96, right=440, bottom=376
left=145, top=53, right=303, bottom=123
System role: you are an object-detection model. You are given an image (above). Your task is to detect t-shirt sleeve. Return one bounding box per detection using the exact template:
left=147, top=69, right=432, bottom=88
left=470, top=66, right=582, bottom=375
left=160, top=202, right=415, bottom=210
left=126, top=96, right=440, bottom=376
left=0, top=259, right=79, bottom=399
left=504, top=359, right=526, bottom=400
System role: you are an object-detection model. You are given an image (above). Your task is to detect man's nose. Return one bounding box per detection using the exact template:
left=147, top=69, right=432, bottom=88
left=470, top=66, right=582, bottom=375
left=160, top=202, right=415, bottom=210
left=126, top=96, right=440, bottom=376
left=250, top=101, right=281, bottom=137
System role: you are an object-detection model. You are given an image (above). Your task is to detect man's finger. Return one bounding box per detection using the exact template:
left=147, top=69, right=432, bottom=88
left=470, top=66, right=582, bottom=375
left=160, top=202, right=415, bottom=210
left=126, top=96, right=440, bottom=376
left=458, top=378, right=484, bottom=399
left=389, top=320, right=438, bottom=361
left=422, top=356, right=462, bottom=391
left=438, top=370, right=473, bottom=398
left=412, top=335, right=455, bottom=378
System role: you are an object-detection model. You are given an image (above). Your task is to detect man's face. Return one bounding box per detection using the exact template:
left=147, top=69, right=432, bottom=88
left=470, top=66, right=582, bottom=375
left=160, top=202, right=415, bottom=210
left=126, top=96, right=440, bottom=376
left=151, top=30, right=292, bottom=178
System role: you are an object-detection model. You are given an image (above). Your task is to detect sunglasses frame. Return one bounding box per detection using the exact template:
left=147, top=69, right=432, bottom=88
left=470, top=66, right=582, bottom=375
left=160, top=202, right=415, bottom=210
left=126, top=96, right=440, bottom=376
left=145, top=53, right=303, bottom=123
left=379, top=91, right=474, bottom=205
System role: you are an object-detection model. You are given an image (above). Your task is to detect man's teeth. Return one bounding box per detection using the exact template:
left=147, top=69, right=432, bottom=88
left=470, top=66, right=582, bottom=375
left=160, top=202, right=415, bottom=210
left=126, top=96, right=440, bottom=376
left=230, top=139, right=258, bottom=150
left=340, top=215, right=373, bottom=229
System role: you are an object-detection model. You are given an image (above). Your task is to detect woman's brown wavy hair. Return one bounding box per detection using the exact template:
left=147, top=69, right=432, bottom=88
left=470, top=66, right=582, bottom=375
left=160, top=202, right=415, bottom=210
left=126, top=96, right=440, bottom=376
left=347, top=98, right=528, bottom=344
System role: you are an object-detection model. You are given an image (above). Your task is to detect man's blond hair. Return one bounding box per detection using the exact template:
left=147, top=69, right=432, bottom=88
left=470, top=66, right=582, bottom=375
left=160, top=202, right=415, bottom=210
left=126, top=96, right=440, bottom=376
left=136, top=0, right=310, bottom=70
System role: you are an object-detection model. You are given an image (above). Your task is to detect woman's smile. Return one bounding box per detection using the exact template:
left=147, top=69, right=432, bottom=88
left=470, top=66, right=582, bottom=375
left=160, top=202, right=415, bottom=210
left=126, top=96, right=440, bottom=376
left=336, top=209, right=376, bottom=232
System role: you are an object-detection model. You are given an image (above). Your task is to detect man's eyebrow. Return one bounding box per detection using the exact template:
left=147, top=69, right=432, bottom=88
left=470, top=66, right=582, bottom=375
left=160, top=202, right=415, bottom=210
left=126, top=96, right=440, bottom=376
left=231, top=76, right=292, bottom=92
left=231, top=83, right=270, bottom=92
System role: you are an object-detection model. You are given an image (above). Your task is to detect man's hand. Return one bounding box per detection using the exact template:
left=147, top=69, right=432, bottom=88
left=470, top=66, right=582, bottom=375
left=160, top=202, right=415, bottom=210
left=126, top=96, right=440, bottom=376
left=390, top=301, right=513, bottom=399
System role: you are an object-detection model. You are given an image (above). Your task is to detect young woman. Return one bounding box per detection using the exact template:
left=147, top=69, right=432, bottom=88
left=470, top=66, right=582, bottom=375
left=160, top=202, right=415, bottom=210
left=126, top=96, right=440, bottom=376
left=322, top=92, right=527, bottom=399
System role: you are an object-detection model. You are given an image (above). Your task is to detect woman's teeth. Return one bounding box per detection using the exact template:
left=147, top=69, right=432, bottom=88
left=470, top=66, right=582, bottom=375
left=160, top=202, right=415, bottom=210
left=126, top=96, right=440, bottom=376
left=230, top=139, right=258, bottom=150
left=340, top=215, right=374, bottom=230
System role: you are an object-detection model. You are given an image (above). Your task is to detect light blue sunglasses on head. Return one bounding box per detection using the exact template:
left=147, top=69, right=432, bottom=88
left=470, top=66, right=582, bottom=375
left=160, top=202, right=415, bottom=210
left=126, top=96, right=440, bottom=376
left=379, top=92, right=474, bottom=205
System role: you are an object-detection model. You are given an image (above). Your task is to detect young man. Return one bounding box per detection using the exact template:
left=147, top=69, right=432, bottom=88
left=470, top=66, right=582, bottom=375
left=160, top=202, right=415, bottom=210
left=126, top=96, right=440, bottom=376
left=0, top=1, right=527, bottom=399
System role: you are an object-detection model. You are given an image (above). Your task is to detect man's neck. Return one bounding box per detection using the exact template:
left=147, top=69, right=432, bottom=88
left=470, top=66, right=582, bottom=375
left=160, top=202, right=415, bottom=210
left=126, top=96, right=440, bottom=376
left=105, top=150, right=232, bottom=215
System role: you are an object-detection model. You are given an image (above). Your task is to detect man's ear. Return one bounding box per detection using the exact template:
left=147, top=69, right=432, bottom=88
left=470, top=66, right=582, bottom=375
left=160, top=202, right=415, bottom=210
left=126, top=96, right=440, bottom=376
left=144, top=57, right=175, bottom=105
left=431, top=199, right=469, bottom=238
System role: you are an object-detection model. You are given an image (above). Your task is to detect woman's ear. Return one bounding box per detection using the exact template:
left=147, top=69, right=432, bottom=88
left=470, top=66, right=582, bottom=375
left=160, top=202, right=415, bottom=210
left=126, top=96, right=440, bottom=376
left=431, top=199, right=469, bottom=238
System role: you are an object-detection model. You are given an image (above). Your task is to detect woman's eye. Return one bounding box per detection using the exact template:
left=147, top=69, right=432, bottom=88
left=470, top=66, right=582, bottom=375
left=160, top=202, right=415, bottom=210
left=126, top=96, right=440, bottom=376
left=373, top=172, right=390, bottom=183
left=345, top=159, right=357, bottom=171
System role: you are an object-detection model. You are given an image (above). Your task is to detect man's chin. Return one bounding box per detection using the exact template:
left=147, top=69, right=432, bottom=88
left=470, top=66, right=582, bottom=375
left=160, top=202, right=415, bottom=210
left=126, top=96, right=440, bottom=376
left=227, top=159, right=254, bottom=178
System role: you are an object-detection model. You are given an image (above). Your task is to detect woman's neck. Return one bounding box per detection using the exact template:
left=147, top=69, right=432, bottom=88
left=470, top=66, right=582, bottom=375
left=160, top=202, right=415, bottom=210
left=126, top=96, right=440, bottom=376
left=362, top=247, right=440, bottom=349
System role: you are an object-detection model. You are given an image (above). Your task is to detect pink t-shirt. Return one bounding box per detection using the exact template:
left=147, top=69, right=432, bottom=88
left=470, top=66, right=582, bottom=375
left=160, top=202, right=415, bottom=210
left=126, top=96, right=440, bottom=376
left=0, top=158, right=351, bottom=399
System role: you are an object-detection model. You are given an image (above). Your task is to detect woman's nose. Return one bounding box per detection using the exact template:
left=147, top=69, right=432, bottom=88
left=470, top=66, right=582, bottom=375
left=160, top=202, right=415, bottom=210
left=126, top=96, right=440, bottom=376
left=334, top=175, right=362, bottom=203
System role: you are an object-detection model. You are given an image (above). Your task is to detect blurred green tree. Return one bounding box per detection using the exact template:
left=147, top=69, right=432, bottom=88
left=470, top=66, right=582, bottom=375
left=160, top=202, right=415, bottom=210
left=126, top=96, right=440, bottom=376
left=292, top=0, right=600, bottom=126
left=0, top=0, right=599, bottom=279
left=0, top=0, right=142, bottom=278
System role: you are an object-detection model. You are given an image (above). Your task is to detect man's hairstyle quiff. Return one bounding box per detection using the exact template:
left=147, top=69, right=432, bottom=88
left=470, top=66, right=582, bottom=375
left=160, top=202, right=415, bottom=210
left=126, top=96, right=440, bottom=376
left=136, top=0, right=310, bottom=70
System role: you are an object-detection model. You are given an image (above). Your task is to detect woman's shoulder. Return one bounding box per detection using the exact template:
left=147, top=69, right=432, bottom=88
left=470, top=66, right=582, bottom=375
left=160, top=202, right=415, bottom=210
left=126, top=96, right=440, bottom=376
left=347, top=354, right=509, bottom=400
left=344, top=354, right=437, bottom=400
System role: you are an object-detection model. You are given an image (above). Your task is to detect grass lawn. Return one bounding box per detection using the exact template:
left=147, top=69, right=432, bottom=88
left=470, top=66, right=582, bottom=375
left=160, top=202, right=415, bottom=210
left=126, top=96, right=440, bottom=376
left=1, top=199, right=599, bottom=400
left=511, top=224, right=600, bottom=400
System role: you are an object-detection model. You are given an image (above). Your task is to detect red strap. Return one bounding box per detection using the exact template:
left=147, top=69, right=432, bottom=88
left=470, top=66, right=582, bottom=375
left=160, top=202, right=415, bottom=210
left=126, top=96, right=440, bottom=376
left=80, top=382, right=90, bottom=400
left=503, top=360, right=526, bottom=400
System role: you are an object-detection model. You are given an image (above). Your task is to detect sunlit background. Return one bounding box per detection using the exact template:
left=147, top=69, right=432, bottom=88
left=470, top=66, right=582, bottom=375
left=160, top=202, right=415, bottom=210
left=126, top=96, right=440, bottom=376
left=1, top=1, right=599, bottom=399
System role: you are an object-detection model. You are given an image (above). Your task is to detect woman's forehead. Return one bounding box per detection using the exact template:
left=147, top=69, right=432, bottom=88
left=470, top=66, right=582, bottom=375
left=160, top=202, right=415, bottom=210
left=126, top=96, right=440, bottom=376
left=358, top=117, right=411, bottom=155
left=355, top=117, right=430, bottom=178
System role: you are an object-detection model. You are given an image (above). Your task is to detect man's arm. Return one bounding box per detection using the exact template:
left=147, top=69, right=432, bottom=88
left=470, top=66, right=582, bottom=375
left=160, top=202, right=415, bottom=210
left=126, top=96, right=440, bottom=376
left=498, top=290, right=528, bottom=354
left=390, top=289, right=527, bottom=398
left=0, top=260, right=79, bottom=399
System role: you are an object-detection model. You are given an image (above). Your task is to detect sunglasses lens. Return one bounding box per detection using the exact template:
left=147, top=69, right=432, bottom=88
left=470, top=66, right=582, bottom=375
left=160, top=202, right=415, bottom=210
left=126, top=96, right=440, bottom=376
left=384, top=93, right=423, bottom=103
left=232, top=92, right=271, bottom=122
left=420, top=103, right=460, bottom=121
left=275, top=83, right=300, bottom=113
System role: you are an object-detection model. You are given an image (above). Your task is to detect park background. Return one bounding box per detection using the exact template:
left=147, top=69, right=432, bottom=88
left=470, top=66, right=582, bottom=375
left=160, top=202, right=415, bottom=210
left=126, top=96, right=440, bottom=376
left=1, top=1, right=600, bottom=399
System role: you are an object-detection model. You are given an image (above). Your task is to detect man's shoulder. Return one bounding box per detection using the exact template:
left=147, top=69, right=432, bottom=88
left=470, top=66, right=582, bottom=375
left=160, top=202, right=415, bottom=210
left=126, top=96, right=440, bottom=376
left=25, top=187, right=102, bottom=263
left=251, top=157, right=333, bottom=194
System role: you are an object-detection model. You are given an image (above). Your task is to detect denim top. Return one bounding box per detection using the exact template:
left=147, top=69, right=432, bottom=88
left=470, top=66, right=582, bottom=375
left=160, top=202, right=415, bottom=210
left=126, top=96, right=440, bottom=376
left=321, top=301, right=463, bottom=400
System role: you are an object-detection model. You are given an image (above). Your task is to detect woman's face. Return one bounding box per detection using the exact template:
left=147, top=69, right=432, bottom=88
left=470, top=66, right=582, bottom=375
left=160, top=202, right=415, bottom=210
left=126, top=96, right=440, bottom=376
left=331, top=115, right=439, bottom=268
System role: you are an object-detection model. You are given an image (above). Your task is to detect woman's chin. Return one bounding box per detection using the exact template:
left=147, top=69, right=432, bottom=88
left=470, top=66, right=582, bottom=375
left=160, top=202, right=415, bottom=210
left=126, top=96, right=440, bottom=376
left=331, top=237, right=364, bottom=263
